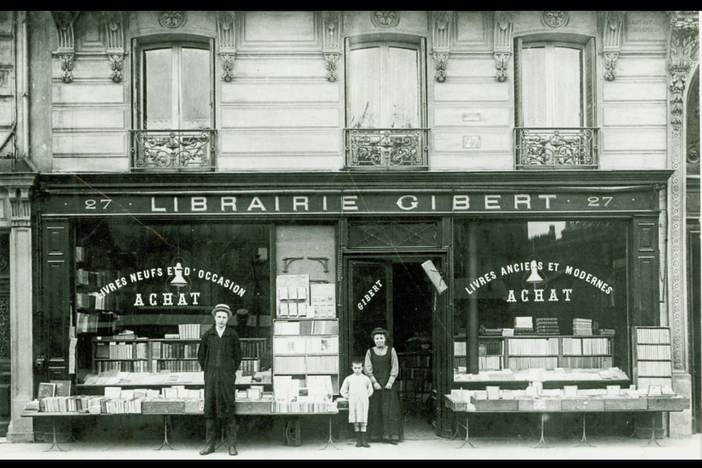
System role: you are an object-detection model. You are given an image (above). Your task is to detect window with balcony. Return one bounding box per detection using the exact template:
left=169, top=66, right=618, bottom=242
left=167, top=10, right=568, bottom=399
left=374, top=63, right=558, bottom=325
left=514, top=37, right=598, bottom=169
left=344, top=36, right=428, bottom=169
left=131, top=38, right=216, bottom=171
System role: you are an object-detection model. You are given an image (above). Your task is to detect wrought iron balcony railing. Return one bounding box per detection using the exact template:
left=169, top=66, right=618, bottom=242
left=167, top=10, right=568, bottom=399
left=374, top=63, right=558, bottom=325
left=345, top=128, right=429, bottom=170
left=515, top=127, right=599, bottom=169
left=130, top=129, right=216, bottom=171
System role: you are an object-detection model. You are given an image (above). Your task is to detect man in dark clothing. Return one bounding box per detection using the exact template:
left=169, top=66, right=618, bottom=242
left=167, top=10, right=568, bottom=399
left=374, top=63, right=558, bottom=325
left=197, top=303, right=242, bottom=456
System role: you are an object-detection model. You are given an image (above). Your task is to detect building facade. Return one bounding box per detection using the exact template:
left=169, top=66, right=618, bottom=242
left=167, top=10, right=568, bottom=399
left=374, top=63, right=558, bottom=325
left=0, top=10, right=699, bottom=441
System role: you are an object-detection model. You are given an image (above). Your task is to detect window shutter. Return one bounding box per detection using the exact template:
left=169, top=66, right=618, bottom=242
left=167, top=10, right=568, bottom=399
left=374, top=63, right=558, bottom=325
left=514, top=37, right=523, bottom=127
left=583, top=38, right=596, bottom=128
left=132, top=39, right=143, bottom=130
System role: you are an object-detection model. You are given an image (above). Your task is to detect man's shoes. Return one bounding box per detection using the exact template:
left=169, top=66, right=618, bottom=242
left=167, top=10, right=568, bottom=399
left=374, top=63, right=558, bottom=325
left=199, top=446, right=216, bottom=456
left=386, top=439, right=399, bottom=445
left=228, top=446, right=238, bottom=456
left=361, top=432, right=370, bottom=448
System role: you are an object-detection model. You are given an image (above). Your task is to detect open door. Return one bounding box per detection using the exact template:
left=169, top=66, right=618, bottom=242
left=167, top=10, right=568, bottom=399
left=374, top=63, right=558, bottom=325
left=347, top=260, right=393, bottom=361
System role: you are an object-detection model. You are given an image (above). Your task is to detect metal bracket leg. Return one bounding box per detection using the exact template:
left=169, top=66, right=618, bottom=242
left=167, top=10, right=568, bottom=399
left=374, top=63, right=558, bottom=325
left=533, top=413, right=550, bottom=448
left=320, top=415, right=341, bottom=450
left=457, top=414, right=476, bottom=449
left=575, top=414, right=595, bottom=447
left=644, top=413, right=664, bottom=447
left=155, top=415, right=176, bottom=450
left=45, top=420, right=69, bottom=452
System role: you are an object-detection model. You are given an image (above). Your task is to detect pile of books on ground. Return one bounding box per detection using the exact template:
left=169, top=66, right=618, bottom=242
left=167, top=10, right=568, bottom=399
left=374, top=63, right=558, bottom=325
left=535, top=317, right=560, bottom=335
left=514, top=317, right=534, bottom=335
left=573, top=318, right=593, bottom=336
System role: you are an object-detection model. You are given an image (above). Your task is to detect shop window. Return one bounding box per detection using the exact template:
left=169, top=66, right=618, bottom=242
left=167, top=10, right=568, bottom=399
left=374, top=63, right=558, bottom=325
left=73, top=220, right=270, bottom=386
left=514, top=37, right=598, bottom=168
left=131, top=38, right=216, bottom=171
left=452, top=220, right=629, bottom=383
left=344, top=36, right=428, bottom=169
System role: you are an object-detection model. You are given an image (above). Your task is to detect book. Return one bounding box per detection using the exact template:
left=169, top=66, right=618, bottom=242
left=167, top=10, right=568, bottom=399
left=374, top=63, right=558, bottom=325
left=38, top=383, right=57, bottom=399
left=51, top=380, right=72, bottom=397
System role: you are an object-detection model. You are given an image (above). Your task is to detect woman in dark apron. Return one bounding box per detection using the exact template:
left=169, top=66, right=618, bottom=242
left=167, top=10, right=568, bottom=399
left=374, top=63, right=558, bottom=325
left=364, top=327, right=404, bottom=444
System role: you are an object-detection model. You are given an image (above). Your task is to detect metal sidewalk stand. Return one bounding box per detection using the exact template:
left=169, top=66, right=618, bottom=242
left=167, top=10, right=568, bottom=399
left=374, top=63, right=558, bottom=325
left=45, top=419, right=69, bottom=452
left=320, top=414, right=341, bottom=450
left=155, top=415, right=175, bottom=450
left=574, top=413, right=595, bottom=447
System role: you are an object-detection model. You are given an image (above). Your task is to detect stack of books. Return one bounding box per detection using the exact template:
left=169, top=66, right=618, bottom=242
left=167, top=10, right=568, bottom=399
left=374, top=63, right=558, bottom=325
left=178, top=324, right=201, bottom=339
left=573, top=318, right=593, bottom=336
left=536, top=318, right=560, bottom=335
left=514, top=317, right=534, bottom=335
left=481, top=328, right=503, bottom=336
left=597, top=329, right=616, bottom=336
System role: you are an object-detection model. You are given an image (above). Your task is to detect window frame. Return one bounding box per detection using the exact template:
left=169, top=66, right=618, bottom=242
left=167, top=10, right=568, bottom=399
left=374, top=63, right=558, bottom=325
left=132, top=36, right=216, bottom=132
left=514, top=36, right=597, bottom=129
left=344, top=35, right=428, bottom=129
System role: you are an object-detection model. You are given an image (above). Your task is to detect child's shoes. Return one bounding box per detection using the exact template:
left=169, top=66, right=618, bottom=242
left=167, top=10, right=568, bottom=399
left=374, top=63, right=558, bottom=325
left=356, top=432, right=363, bottom=447
left=361, top=432, right=370, bottom=448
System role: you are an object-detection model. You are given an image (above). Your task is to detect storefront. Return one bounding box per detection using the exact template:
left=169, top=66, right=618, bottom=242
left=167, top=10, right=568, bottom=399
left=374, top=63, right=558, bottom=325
left=33, top=170, right=672, bottom=437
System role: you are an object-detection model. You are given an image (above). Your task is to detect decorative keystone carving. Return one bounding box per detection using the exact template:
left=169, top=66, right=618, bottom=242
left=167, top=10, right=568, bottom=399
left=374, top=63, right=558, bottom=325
left=432, top=52, right=449, bottom=83
left=372, top=11, right=400, bottom=28
left=220, top=54, right=235, bottom=82
left=602, top=11, right=625, bottom=81
left=108, top=54, right=123, bottom=83
left=100, top=12, right=124, bottom=83
left=217, top=11, right=236, bottom=82
left=323, top=12, right=341, bottom=82
left=604, top=53, right=619, bottom=81
left=59, top=54, right=74, bottom=83
left=51, top=11, right=80, bottom=84
left=324, top=53, right=341, bottom=82
left=494, top=11, right=514, bottom=82
left=432, top=11, right=453, bottom=82
left=542, top=11, right=569, bottom=28
left=159, top=11, right=186, bottom=29
left=494, top=53, right=511, bottom=82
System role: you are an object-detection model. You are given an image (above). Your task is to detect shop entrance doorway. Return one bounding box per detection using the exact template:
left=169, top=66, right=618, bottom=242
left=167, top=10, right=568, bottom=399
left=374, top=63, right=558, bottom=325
left=347, top=256, right=444, bottom=438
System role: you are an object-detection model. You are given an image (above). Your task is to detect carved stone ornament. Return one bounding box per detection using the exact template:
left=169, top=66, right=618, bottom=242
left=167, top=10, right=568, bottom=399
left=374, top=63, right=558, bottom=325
left=432, top=52, right=449, bottom=83
left=666, top=11, right=699, bottom=372
left=108, top=54, right=123, bottom=83
left=371, top=11, right=400, bottom=28
left=59, top=54, right=74, bottom=83
left=604, top=53, right=618, bottom=81
left=324, top=53, right=341, bottom=82
left=159, top=11, right=186, bottom=29
left=495, top=53, right=511, bottom=82
left=220, top=54, right=235, bottom=82
left=542, top=11, right=570, bottom=28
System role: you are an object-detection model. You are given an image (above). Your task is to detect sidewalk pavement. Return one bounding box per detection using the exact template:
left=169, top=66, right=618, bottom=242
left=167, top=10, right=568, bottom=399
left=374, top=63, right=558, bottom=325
left=1, top=433, right=701, bottom=459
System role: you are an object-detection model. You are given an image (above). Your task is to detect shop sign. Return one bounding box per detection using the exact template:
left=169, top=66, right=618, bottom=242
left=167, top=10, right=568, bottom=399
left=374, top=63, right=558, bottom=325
left=463, top=260, right=613, bottom=303
left=357, top=280, right=383, bottom=310
left=91, top=262, right=246, bottom=307
left=48, top=191, right=654, bottom=216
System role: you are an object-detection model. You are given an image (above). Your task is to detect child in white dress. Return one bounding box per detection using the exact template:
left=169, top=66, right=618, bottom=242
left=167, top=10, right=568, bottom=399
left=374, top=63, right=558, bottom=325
left=340, top=359, right=374, bottom=447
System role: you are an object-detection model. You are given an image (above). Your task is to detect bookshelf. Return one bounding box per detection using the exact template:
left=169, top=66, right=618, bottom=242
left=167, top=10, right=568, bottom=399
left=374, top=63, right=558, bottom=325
left=454, top=335, right=614, bottom=372
left=397, top=351, right=432, bottom=416
left=272, top=318, right=340, bottom=394
left=87, top=336, right=271, bottom=386
left=632, top=326, right=673, bottom=391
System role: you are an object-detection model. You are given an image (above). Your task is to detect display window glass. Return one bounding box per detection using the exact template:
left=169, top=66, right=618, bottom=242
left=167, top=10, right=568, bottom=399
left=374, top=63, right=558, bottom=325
left=73, top=219, right=271, bottom=385
left=453, top=219, right=629, bottom=381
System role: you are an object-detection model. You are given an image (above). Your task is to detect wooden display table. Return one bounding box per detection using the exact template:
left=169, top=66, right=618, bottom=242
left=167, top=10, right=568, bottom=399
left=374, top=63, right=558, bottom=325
left=22, top=401, right=341, bottom=452
left=444, top=394, right=690, bottom=449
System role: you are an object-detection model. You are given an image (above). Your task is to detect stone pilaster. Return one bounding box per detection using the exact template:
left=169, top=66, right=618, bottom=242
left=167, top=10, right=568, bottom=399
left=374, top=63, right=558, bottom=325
left=666, top=10, right=699, bottom=438
left=6, top=186, right=33, bottom=442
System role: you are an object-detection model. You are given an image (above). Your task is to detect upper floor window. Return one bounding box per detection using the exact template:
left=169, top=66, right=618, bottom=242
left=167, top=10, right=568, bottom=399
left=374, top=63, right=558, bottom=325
left=514, top=37, right=598, bottom=169
left=344, top=36, right=428, bottom=169
left=131, top=37, right=216, bottom=171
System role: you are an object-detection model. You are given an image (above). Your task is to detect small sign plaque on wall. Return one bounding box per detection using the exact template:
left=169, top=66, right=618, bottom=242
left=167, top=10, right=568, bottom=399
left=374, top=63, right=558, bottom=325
left=463, top=135, right=482, bottom=149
